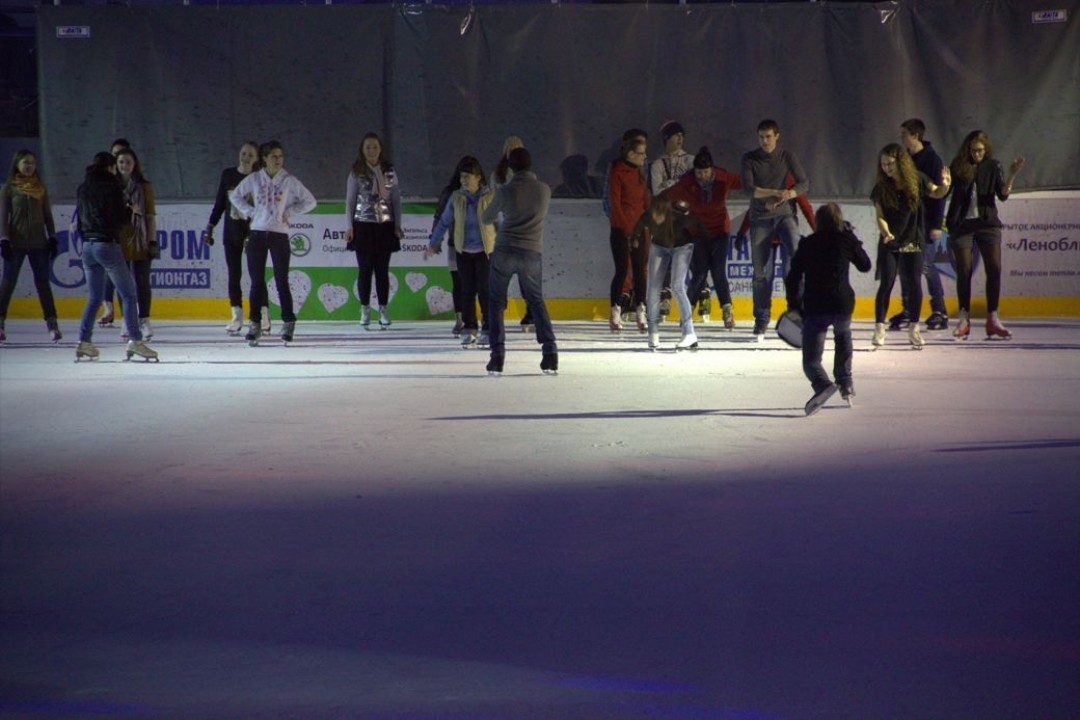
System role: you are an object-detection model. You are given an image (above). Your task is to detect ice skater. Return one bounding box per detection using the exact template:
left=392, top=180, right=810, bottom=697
left=74, top=152, right=157, bottom=362
left=784, top=203, right=871, bottom=415
left=230, top=140, right=317, bottom=345
left=0, top=149, right=61, bottom=344
left=944, top=130, right=1025, bottom=340
left=206, top=141, right=263, bottom=335
left=480, top=147, right=557, bottom=375
left=741, top=119, right=810, bottom=340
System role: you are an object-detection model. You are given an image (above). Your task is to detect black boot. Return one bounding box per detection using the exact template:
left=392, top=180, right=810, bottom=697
left=486, top=353, right=505, bottom=375
left=540, top=352, right=559, bottom=374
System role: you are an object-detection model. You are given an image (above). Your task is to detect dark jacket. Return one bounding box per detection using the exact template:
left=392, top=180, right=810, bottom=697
left=77, top=167, right=130, bottom=240
left=946, top=158, right=1009, bottom=231
left=1, top=182, right=56, bottom=250
left=785, top=227, right=872, bottom=316
left=910, top=141, right=946, bottom=232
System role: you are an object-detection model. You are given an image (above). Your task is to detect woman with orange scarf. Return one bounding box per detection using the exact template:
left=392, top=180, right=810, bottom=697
left=0, top=149, right=60, bottom=343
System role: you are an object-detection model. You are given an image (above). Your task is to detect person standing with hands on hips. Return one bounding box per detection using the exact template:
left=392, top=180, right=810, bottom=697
left=229, top=140, right=317, bottom=346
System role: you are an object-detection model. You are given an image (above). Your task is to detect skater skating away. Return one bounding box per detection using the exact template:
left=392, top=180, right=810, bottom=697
left=0, top=149, right=61, bottom=344
left=74, top=152, right=157, bottom=362
left=944, top=130, right=1025, bottom=340
left=230, top=141, right=316, bottom=345
left=480, top=148, right=558, bottom=375
left=784, top=203, right=871, bottom=415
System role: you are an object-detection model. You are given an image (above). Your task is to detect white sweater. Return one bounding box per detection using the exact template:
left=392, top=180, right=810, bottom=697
left=229, top=169, right=317, bottom=235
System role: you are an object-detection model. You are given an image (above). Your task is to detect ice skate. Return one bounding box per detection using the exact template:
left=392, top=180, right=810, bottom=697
left=986, top=312, right=1012, bottom=340
left=608, top=306, right=623, bottom=333
left=648, top=331, right=660, bottom=351
left=872, top=322, right=887, bottom=347
left=245, top=322, right=262, bottom=346
left=722, top=303, right=735, bottom=330
left=0, top=324, right=5, bottom=344
left=75, top=341, right=99, bottom=361
left=226, top=306, right=244, bottom=335
left=140, top=319, right=153, bottom=340
left=378, top=305, right=391, bottom=329
left=753, top=319, right=768, bottom=343
left=926, top=312, right=948, bottom=331
left=540, top=352, right=559, bottom=375
left=260, top=308, right=271, bottom=333
left=908, top=323, right=925, bottom=349
left=805, top=383, right=838, bottom=416
left=125, top=339, right=159, bottom=362
left=477, top=331, right=490, bottom=349
left=520, top=316, right=535, bottom=334
left=461, top=330, right=477, bottom=348
left=887, top=311, right=909, bottom=331
left=360, top=305, right=371, bottom=328
left=838, top=382, right=855, bottom=408
left=953, top=310, right=971, bottom=340
left=281, top=321, right=296, bottom=344
left=46, top=317, right=62, bottom=343
left=486, top=353, right=504, bottom=376
left=98, top=302, right=114, bottom=327
left=635, top=304, right=647, bottom=333
left=675, top=332, right=699, bottom=352
left=698, top=291, right=712, bottom=324
left=451, top=312, right=463, bottom=337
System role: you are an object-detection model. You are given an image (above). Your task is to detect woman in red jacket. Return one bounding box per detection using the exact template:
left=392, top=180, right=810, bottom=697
left=607, top=136, right=650, bottom=332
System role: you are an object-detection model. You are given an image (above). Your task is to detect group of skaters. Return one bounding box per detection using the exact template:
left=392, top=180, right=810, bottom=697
left=1, top=117, right=1024, bottom=389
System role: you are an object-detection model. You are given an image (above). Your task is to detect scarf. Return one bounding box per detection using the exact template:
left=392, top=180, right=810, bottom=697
left=367, top=163, right=390, bottom=202
left=11, top=173, right=45, bottom=201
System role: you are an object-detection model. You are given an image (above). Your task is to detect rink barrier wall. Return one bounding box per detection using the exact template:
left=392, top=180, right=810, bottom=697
left=5, top=194, right=1079, bottom=322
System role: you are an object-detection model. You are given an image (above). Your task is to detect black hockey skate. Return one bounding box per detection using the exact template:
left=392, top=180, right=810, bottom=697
left=540, top=352, right=559, bottom=374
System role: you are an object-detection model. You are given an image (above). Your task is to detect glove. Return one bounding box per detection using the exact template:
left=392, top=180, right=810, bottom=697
left=1, top=239, right=11, bottom=261
left=345, top=240, right=355, bottom=252
left=47, top=237, right=58, bottom=259
left=204, top=225, right=215, bottom=247
left=148, top=242, right=161, bottom=260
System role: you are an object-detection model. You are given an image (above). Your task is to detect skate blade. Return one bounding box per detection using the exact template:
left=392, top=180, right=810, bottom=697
left=675, top=343, right=699, bottom=352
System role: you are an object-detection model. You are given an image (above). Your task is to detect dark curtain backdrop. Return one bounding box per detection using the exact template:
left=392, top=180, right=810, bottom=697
left=38, top=0, right=1079, bottom=200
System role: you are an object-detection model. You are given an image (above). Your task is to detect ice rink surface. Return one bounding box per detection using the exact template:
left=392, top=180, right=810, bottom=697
left=2, top=317, right=1079, bottom=719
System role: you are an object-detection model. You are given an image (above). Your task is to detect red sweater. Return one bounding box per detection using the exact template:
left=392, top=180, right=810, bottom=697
left=663, top=167, right=742, bottom=236
left=608, top=160, right=650, bottom=236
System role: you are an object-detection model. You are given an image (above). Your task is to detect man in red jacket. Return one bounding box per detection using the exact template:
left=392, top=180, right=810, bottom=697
left=663, top=147, right=741, bottom=329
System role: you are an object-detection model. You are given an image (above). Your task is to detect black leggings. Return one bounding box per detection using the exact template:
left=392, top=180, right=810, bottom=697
left=609, top=227, right=646, bottom=307
left=952, top=232, right=1003, bottom=314
left=356, top=249, right=393, bottom=307
left=875, top=249, right=923, bottom=324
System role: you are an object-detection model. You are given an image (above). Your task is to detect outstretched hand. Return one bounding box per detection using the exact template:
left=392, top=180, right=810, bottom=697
left=1010, top=156, right=1026, bottom=175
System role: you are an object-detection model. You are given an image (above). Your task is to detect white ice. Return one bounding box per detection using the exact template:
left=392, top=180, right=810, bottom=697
left=2, top=317, right=1079, bottom=719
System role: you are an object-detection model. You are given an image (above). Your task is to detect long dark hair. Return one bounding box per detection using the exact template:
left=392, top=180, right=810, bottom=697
left=351, top=132, right=392, bottom=178
left=950, top=130, right=994, bottom=184
left=7, top=149, right=38, bottom=182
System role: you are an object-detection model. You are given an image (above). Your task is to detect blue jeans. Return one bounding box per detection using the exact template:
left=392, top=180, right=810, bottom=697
left=750, top=215, right=800, bottom=325
left=488, top=246, right=556, bottom=356
left=686, top=232, right=732, bottom=307
left=0, top=248, right=58, bottom=321
left=79, top=240, right=141, bottom=342
left=802, top=313, right=853, bottom=394
left=647, top=244, right=693, bottom=335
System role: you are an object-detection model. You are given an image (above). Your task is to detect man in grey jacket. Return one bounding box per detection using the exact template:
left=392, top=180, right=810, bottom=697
left=741, top=119, right=810, bottom=340
left=480, top=147, right=558, bottom=375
